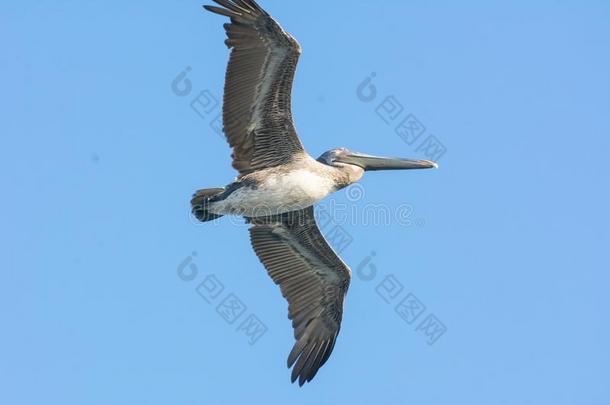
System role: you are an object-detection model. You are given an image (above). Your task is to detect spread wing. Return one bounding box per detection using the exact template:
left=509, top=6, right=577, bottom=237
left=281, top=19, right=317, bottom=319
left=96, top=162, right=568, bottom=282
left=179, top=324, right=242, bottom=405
left=248, top=207, right=351, bottom=385
left=204, top=0, right=305, bottom=176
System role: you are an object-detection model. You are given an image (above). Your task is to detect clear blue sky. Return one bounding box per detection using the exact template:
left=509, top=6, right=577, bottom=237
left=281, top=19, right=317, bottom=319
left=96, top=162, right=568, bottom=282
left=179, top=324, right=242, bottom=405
left=2, top=0, right=609, bottom=404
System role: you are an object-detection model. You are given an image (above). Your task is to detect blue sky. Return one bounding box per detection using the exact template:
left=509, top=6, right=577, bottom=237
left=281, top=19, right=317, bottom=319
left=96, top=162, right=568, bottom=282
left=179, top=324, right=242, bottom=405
left=1, top=0, right=609, bottom=404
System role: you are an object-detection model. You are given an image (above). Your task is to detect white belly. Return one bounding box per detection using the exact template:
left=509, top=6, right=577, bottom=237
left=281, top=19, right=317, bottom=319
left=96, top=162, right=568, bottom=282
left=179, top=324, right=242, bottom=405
left=211, top=169, right=337, bottom=217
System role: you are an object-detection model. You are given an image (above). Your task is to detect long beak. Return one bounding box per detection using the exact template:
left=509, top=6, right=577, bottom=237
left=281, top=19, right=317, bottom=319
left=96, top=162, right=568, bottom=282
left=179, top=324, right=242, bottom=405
left=336, top=152, right=438, bottom=171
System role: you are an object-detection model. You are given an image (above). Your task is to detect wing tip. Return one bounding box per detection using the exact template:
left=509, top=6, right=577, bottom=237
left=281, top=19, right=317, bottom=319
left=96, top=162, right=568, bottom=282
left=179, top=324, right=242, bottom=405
left=203, top=4, right=241, bottom=18
left=287, top=334, right=337, bottom=386
left=203, top=0, right=268, bottom=18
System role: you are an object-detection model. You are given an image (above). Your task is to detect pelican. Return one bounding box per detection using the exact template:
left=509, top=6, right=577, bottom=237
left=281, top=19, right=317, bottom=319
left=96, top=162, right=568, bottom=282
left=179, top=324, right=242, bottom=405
left=193, top=0, right=438, bottom=386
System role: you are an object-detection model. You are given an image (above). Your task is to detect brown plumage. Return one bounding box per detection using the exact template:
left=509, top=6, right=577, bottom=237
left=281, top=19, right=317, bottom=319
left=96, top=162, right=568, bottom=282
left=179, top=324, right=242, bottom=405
left=248, top=207, right=350, bottom=385
left=203, top=0, right=350, bottom=386
left=204, top=0, right=305, bottom=176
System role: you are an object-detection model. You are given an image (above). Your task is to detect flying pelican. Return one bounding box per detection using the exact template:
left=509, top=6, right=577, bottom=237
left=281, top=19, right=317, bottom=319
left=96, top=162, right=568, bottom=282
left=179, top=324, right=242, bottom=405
left=193, top=0, right=438, bottom=386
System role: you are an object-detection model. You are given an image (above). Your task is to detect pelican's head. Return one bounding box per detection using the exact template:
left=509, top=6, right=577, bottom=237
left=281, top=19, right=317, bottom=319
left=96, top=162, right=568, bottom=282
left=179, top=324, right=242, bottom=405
left=318, top=147, right=437, bottom=172
left=317, top=147, right=437, bottom=187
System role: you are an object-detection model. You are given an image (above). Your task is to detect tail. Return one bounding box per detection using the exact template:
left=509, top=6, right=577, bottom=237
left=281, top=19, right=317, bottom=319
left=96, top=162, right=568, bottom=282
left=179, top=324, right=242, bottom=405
left=191, top=188, right=225, bottom=222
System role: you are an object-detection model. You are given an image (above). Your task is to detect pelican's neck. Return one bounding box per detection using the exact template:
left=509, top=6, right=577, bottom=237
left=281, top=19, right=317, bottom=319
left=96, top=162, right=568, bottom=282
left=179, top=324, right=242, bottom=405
left=314, top=160, right=364, bottom=191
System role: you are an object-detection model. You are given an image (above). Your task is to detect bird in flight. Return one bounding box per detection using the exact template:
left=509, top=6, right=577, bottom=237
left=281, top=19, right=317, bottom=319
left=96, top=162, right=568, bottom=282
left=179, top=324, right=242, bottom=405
left=194, top=0, right=438, bottom=386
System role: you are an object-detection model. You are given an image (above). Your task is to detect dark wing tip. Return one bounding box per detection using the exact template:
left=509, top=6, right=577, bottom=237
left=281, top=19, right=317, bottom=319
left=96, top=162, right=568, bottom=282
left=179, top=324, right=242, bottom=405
left=203, top=4, right=241, bottom=18
left=288, top=335, right=336, bottom=386
left=203, top=0, right=268, bottom=17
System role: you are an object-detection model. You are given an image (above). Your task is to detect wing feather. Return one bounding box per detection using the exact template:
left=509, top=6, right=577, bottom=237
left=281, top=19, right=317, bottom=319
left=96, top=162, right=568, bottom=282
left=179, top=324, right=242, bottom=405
left=204, top=1, right=305, bottom=175
left=248, top=207, right=351, bottom=385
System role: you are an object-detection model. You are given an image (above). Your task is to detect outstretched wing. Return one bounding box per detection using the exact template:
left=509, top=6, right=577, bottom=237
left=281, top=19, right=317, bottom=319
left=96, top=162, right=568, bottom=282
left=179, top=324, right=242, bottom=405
left=204, top=0, right=305, bottom=176
left=248, top=207, right=351, bottom=385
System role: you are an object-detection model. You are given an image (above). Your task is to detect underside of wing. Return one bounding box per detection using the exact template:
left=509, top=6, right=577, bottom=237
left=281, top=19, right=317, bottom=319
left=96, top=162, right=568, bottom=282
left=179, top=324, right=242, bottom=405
left=204, top=0, right=305, bottom=175
left=248, top=207, right=352, bottom=385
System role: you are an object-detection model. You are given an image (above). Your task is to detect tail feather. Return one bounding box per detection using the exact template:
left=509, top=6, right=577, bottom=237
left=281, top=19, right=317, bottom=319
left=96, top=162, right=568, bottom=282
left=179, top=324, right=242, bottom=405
left=191, top=188, right=225, bottom=222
